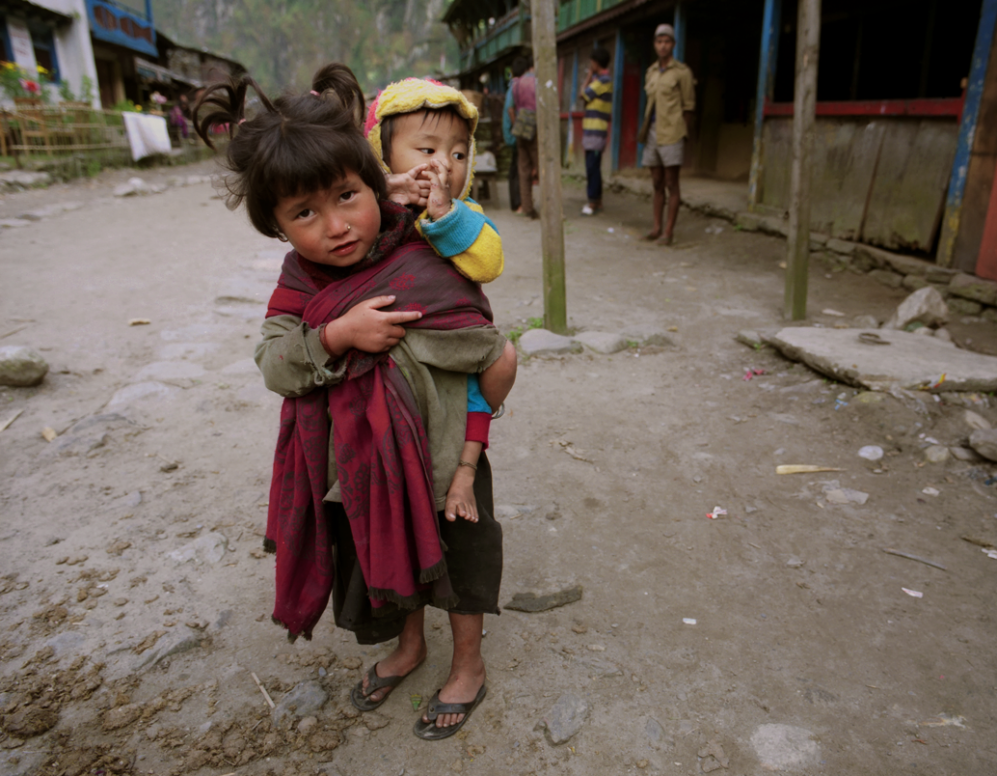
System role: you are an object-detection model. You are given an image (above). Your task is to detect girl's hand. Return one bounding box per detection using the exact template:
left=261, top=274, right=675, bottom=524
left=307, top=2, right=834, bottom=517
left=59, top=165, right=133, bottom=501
left=386, top=164, right=431, bottom=207
left=425, top=159, right=453, bottom=222
left=321, top=295, right=422, bottom=356
left=445, top=466, right=478, bottom=523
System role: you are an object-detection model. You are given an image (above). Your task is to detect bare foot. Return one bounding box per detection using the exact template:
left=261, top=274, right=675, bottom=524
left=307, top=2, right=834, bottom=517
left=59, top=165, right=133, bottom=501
left=422, top=660, right=486, bottom=729
left=642, top=229, right=662, bottom=241
left=656, top=233, right=674, bottom=246
left=361, top=639, right=427, bottom=704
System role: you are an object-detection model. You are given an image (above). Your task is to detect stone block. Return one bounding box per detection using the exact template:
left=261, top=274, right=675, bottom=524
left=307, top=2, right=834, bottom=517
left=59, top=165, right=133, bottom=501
left=574, top=331, right=628, bottom=354
left=925, top=265, right=958, bottom=284
left=948, top=273, right=997, bottom=306
left=736, top=330, right=764, bottom=348
left=882, top=287, right=949, bottom=330
left=518, top=329, right=580, bottom=357
left=849, top=252, right=877, bottom=273
left=826, top=238, right=857, bottom=255
left=948, top=297, right=983, bottom=316
left=969, top=428, right=997, bottom=462
left=983, top=307, right=997, bottom=323
left=621, top=324, right=675, bottom=347
left=505, top=585, right=583, bottom=612
left=868, top=269, right=903, bottom=289
left=0, top=345, right=49, bottom=386
left=902, top=275, right=929, bottom=291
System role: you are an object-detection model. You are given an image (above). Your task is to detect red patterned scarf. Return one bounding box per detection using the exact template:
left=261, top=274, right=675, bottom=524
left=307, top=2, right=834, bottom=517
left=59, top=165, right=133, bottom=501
left=264, top=201, right=493, bottom=639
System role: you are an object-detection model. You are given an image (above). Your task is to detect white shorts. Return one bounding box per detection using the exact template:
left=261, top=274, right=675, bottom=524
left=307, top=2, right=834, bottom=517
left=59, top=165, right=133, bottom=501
left=641, top=124, right=684, bottom=167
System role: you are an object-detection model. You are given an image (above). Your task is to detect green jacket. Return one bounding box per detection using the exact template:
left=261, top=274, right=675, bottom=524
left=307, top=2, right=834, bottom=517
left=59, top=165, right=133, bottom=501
left=255, top=316, right=507, bottom=509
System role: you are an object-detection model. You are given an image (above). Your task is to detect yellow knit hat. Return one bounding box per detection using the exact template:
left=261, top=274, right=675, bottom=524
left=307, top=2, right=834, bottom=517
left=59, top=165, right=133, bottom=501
left=364, top=78, right=479, bottom=201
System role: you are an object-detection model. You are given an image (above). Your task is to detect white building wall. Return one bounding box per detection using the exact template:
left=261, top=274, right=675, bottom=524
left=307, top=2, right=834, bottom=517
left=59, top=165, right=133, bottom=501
left=2, top=0, right=100, bottom=107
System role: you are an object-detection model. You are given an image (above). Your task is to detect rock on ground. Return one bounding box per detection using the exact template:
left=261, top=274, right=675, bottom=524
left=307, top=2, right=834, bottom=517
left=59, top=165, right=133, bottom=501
left=505, top=585, right=583, bottom=612
left=882, top=287, right=949, bottom=331
left=969, top=428, right=997, bottom=462
left=543, top=693, right=589, bottom=745
left=518, top=329, right=580, bottom=357
left=0, top=345, right=49, bottom=386
left=575, top=331, right=628, bottom=354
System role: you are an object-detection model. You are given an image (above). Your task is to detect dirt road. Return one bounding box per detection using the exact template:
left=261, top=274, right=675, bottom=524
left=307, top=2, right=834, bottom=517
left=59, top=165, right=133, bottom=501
left=1, top=161, right=995, bottom=775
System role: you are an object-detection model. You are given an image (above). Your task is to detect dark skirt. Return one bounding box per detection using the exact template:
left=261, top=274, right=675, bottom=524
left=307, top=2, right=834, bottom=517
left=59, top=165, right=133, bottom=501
left=330, top=453, right=503, bottom=644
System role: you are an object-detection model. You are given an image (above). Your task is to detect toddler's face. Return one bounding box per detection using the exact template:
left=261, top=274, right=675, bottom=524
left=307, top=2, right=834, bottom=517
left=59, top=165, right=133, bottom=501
left=273, top=172, right=381, bottom=267
left=388, top=110, right=470, bottom=197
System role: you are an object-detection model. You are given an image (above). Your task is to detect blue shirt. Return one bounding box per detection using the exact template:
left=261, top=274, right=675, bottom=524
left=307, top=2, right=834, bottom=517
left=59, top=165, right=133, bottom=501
left=502, top=81, right=516, bottom=147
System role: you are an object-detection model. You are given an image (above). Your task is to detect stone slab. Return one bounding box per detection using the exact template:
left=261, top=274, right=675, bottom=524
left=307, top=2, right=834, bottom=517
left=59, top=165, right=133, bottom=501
left=505, top=585, right=582, bottom=612
left=518, top=328, right=580, bottom=357
left=575, top=331, right=628, bottom=354
left=765, top=328, right=997, bottom=393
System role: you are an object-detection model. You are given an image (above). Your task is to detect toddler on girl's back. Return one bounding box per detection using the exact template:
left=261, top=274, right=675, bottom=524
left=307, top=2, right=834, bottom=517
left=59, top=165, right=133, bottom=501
left=193, top=63, right=510, bottom=738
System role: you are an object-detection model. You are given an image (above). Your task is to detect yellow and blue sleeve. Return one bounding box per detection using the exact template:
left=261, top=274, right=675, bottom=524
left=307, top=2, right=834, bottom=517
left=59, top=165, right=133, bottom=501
left=417, top=198, right=504, bottom=283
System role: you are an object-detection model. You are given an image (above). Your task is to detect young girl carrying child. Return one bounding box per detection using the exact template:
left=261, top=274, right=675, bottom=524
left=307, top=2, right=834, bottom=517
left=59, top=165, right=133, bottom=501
left=194, top=65, right=512, bottom=739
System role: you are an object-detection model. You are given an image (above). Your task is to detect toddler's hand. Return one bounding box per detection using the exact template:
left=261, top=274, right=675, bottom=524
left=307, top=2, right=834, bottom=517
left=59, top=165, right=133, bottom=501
left=322, top=295, right=422, bottom=356
left=445, top=467, right=478, bottom=523
left=425, top=159, right=453, bottom=222
left=386, top=164, right=431, bottom=208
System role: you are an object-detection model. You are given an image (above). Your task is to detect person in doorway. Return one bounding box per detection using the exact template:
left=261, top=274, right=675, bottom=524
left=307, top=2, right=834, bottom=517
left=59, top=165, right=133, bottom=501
left=578, top=47, right=612, bottom=215
left=640, top=23, right=695, bottom=246
left=508, top=55, right=538, bottom=219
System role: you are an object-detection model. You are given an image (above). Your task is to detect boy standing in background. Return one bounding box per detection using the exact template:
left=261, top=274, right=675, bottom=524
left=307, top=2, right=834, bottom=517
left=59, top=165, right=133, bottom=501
left=579, top=47, right=612, bottom=216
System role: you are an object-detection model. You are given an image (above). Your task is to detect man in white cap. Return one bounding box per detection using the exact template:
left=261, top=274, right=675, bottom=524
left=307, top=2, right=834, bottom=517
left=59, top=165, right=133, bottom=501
left=640, top=23, right=695, bottom=245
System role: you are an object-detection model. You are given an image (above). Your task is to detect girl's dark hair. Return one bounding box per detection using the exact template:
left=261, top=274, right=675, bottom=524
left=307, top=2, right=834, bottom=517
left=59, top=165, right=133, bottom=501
left=193, top=68, right=386, bottom=240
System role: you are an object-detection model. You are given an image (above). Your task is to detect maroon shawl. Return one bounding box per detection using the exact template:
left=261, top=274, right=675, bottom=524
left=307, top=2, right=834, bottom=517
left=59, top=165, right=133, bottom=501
left=264, top=202, right=494, bottom=639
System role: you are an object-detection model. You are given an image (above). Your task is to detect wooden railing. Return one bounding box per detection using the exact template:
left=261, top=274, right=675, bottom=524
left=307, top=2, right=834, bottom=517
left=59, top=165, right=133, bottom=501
left=1, top=99, right=136, bottom=157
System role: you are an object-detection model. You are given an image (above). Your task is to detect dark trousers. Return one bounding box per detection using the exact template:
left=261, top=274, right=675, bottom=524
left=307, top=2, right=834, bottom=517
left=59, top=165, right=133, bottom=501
left=517, top=136, right=539, bottom=214
left=508, top=142, right=521, bottom=211
left=585, top=149, right=603, bottom=203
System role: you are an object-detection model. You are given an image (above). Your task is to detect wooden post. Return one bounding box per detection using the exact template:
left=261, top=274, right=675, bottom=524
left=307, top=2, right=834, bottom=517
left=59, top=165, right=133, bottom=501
left=747, top=0, right=782, bottom=211
left=531, top=0, right=567, bottom=334
left=784, top=0, right=820, bottom=321
left=936, top=0, right=997, bottom=267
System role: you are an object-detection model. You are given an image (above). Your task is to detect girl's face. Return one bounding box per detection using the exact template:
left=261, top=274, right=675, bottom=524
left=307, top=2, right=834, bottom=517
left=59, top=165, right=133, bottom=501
left=273, top=172, right=381, bottom=267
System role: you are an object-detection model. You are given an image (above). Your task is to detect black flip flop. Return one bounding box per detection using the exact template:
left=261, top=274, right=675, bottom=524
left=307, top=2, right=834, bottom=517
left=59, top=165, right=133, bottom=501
left=413, top=684, right=487, bottom=741
left=350, top=661, right=421, bottom=712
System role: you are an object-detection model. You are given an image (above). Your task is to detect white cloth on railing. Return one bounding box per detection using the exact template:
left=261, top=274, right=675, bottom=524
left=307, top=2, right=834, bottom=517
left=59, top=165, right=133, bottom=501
left=122, top=112, right=171, bottom=160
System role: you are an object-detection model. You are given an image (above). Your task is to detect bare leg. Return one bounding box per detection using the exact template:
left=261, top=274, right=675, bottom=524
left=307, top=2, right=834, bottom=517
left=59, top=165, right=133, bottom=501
left=663, top=165, right=681, bottom=242
left=478, top=340, right=517, bottom=412
left=422, top=612, right=486, bottom=728
left=361, top=608, right=427, bottom=703
left=645, top=165, right=665, bottom=239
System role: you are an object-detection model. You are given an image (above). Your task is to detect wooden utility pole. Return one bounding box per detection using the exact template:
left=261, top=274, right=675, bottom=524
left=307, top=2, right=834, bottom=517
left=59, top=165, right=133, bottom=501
left=784, top=0, right=821, bottom=320
left=530, top=0, right=567, bottom=334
